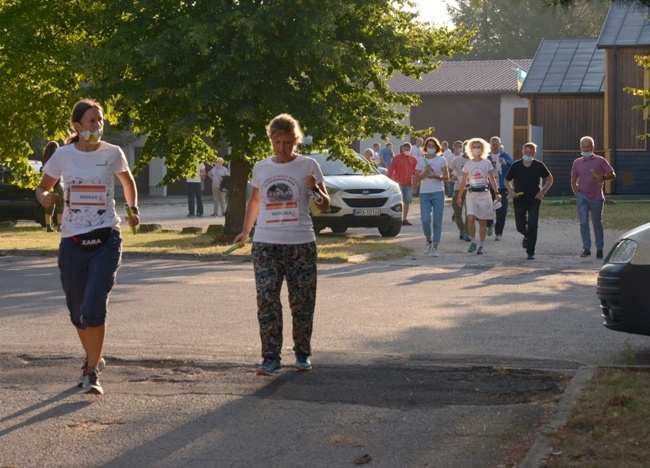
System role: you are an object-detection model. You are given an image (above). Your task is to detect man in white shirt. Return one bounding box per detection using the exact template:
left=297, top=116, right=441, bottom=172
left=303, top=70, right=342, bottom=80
left=186, top=162, right=206, bottom=217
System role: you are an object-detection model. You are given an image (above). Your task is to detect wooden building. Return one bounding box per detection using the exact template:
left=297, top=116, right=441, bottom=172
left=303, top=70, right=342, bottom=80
left=519, top=1, right=649, bottom=196
left=359, top=59, right=532, bottom=160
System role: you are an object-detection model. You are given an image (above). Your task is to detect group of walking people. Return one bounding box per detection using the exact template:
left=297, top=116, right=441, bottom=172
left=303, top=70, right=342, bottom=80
left=372, top=134, right=615, bottom=262
left=36, top=99, right=617, bottom=393
left=37, top=104, right=329, bottom=390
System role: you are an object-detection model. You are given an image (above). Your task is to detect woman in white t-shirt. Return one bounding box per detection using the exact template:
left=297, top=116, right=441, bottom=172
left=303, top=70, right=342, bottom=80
left=207, top=157, right=230, bottom=216
left=414, top=136, right=449, bottom=257
left=456, top=138, right=501, bottom=255
left=36, top=99, right=140, bottom=395
left=234, top=114, right=330, bottom=376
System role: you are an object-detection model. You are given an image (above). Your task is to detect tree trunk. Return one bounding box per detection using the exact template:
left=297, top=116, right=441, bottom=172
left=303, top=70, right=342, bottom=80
left=224, top=158, right=251, bottom=239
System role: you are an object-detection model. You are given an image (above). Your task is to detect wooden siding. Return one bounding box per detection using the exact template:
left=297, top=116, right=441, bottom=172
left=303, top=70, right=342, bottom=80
left=540, top=152, right=578, bottom=197
left=410, top=94, right=501, bottom=143
left=530, top=97, right=604, bottom=151
left=608, top=48, right=646, bottom=150
left=614, top=151, right=650, bottom=195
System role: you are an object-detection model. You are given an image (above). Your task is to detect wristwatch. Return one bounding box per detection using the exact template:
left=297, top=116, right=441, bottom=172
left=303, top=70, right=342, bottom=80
left=130, top=206, right=139, bottom=215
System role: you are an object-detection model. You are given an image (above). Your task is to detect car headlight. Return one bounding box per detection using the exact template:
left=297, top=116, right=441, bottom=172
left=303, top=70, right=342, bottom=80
left=325, top=185, right=339, bottom=195
left=608, top=239, right=638, bottom=264
left=388, top=183, right=400, bottom=194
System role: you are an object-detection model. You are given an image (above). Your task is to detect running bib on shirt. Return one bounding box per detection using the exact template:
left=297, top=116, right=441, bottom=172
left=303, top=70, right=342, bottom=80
left=69, top=184, right=107, bottom=208
left=264, top=201, right=300, bottom=225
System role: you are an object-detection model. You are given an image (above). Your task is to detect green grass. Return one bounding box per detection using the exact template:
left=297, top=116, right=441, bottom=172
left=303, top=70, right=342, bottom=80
left=0, top=225, right=411, bottom=262
left=539, top=197, right=650, bottom=231
left=548, top=368, right=650, bottom=467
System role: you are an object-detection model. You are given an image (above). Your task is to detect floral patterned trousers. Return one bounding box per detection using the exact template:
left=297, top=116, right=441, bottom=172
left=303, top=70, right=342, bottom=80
left=252, top=241, right=317, bottom=361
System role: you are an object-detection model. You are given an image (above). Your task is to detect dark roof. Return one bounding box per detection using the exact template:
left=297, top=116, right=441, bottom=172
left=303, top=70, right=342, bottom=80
left=518, top=39, right=605, bottom=95
left=597, top=0, right=650, bottom=48
left=387, top=59, right=533, bottom=95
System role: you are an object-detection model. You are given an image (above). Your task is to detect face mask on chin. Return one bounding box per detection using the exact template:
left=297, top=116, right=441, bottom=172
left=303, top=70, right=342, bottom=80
left=581, top=151, right=593, bottom=158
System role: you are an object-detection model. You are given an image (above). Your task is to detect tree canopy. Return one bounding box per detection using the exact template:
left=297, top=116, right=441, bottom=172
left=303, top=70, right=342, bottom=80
left=446, top=0, right=610, bottom=60
left=0, top=0, right=471, bottom=235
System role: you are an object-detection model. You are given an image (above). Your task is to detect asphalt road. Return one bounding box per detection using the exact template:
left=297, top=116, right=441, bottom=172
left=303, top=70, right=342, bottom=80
left=2, top=199, right=649, bottom=467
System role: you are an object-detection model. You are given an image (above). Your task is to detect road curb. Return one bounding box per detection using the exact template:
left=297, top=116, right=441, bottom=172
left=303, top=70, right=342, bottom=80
left=520, top=365, right=596, bottom=468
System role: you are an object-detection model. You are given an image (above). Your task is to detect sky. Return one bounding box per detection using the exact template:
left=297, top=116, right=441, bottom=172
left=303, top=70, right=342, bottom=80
left=408, top=0, right=456, bottom=27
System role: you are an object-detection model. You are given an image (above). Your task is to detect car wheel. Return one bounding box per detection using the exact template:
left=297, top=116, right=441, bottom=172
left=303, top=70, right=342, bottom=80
left=331, top=227, right=348, bottom=234
left=378, top=221, right=401, bottom=237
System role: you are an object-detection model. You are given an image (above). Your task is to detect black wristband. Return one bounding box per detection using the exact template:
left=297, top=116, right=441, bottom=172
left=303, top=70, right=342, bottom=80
left=130, top=206, right=139, bottom=215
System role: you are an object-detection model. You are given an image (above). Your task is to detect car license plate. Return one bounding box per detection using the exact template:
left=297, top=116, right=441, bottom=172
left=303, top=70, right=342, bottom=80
left=354, top=209, right=380, bottom=216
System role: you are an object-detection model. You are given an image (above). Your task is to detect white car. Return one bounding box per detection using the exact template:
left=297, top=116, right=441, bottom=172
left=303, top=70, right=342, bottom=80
left=305, top=153, right=403, bottom=237
left=597, top=222, right=650, bottom=336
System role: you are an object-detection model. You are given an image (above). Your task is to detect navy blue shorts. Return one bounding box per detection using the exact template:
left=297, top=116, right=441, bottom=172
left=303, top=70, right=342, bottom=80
left=58, top=229, right=122, bottom=328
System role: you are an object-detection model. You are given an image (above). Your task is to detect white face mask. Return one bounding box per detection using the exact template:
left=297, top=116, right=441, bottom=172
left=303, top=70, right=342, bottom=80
left=426, top=148, right=436, bottom=154
left=78, top=126, right=102, bottom=145
left=472, top=148, right=482, bottom=156
left=522, top=155, right=534, bottom=163
left=581, top=151, right=593, bottom=158
left=403, top=150, right=411, bottom=155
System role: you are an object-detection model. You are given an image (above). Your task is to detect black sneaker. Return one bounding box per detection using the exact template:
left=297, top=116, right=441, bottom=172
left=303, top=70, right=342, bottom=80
left=596, top=249, right=604, bottom=259
left=580, top=249, right=591, bottom=257
left=522, top=237, right=528, bottom=249
left=527, top=254, right=535, bottom=260
left=83, top=368, right=104, bottom=395
left=187, top=214, right=195, bottom=218
left=196, top=213, right=203, bottom=217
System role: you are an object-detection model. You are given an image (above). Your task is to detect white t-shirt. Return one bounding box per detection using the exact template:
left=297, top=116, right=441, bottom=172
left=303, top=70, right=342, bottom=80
left=442, top=148, right=453, bottom=163
left=415, top=155, right=447, bottom=193
left=210, top=166, right=230, bottom=189
left=187, top=163, right=205, bottom=183
left=462, top=158, right=494, bottom=188
left=411, top=146, right=425, bottom=160
left=43, top=141, right=130, bottom=238
left=251, top=155, right=324, bottom=244
left=449, top=155, right=468, bottom=188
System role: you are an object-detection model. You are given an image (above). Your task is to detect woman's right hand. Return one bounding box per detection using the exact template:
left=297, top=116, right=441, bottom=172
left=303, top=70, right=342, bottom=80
left=41, top=192, right=60, bottom=210
left=233, top=232, right=248, bottom=246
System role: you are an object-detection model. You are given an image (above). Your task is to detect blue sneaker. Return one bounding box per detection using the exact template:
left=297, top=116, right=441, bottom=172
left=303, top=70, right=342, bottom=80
left=295, top=354, right=313, bottom=372
left=468, top=242, right=477, bottom=253
left=256, top=357, right=282, bottom=376
left=477, top=245, right=485, bottom=255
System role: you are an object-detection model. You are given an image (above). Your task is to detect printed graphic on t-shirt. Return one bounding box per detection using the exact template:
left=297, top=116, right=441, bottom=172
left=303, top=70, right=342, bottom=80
left=262, top=177, right=301, bottom=226
left=469, top=167, right=488, bottom=187
left=64, top=177, right=114, bottom=228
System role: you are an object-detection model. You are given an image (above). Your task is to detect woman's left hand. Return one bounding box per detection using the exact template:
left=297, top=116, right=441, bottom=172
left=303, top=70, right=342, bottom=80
left=127, top=214, right=140, bottom=227
left=305, top=172, right=317, bottom=190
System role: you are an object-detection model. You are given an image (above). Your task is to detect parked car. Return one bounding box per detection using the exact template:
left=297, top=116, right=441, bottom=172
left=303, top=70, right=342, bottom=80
left=0, top=165, right=46, bottom=226
left=305, top=153, right=403, bottom=237
left=596, top=222, right=650, bottom=336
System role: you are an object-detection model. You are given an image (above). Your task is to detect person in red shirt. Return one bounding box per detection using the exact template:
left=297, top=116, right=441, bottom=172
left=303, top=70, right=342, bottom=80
left=387, top=141, right=418, bottom=225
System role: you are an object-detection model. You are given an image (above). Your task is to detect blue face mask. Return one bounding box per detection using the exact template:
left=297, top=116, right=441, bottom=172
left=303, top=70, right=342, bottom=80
left=522, top=155, right=534, bottom=163
left=581, top=151, right=593, bottom=158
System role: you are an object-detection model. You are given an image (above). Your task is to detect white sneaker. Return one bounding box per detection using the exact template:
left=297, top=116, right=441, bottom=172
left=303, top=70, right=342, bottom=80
left=495, top=234, right=502, bottom=241
left=429, top=247, right=439, bottom=257
left=423, top=243, right=432, bottom=255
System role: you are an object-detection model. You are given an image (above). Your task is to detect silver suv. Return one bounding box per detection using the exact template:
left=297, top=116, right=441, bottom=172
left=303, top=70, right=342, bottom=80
left=305, top=153, right=403, bottom=237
